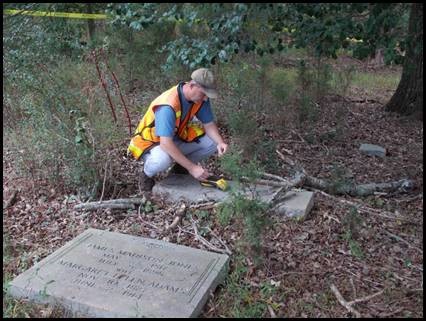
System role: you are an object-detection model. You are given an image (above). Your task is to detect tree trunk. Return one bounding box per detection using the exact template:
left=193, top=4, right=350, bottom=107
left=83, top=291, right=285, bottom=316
left=385, top=3, right=423, bottom=117
left=86, top=3, right=96, bottom=42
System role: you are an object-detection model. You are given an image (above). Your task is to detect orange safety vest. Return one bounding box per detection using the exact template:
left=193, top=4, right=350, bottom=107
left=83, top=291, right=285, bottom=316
left=127, top=83, right=205, bottom=160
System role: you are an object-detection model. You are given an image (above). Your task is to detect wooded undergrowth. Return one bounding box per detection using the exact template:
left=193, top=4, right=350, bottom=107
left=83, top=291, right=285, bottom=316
left=3, top=3, right=422, bottom=318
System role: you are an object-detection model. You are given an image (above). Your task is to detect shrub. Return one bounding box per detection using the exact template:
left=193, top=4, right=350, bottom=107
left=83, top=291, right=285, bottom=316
left=218, top=148, right=271, bottom=266
left=4, top=59, right=124, bottom=198
left=268, top=67, right=297, bottom=104
left=342, top=207, right=365, bottom=259
left=331, top=65, right=356, bottom=96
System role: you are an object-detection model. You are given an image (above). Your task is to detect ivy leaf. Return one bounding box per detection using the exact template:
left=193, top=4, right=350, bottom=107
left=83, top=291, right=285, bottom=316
left=129, top=21, right=142, bottom=31
left=75, top=134, right=83, bottom=145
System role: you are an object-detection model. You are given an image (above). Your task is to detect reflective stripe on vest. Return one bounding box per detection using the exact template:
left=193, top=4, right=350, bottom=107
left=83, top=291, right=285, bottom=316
left=127, top=83, right=205, bottom=160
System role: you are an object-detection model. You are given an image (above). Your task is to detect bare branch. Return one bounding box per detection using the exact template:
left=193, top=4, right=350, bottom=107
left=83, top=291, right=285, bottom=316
left=330, top=284, right=362, bottom=318
left=383, top=230, right=423, bottom=253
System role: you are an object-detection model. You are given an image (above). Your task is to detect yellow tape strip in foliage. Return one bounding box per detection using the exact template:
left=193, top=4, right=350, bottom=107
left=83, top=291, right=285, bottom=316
left=4, top=9, right=108, bottom=19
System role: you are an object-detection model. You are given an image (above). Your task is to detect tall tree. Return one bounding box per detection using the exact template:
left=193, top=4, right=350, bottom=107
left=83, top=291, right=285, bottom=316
left=385, top=3, right=423, bottom=117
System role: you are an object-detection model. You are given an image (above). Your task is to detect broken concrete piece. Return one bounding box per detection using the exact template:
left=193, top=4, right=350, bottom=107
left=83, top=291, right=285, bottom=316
left=152, top=174, right=314, bottom=220
left=359, top=143, right=386, bottom=157
left=273, top=190, right=314, bottom=220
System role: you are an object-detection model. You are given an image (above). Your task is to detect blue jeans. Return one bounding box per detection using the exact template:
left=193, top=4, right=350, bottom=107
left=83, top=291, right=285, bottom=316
left=141, top=135, right=217, bottom=177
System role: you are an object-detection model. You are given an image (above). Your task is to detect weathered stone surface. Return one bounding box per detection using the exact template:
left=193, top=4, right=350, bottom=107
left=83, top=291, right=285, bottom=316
left=359, top=143, right=386, bottom=157
left=274, top=190, right=314, bottom=220
left=153, top=174, right=314, bottom=220
left=8, top=228, right=229, bottom=318
left=152, top=174, right=278, bottom=203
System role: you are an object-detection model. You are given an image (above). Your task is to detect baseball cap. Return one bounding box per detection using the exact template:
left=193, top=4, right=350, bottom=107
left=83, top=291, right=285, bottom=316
left=191, top=68, right=218, bottom=98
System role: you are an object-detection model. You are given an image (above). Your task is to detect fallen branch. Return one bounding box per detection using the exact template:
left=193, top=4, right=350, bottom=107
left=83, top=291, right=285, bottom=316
left=349, top=289, right=384, bottom=305
left=330, top=284, right=384, bottom=318
left=189, top=201, right=217, bottom=210
left=276, top=149, right=295, bottom=166
left=167, top=216, right=182, bottom=232
left=394, top=193, right=423, bottom=203
left=314, top=189, right=419, bottom=223
left=3, top=189, right=19, bottom=209
left=273, top=153, right=415, bottom=197
left=330, top=284, right=361, bottom=318
left=190, top=215, right=232, bottom=255
left=267, top=305, right=277, bottom=318
left=383, top=230, right=423, bottom=253
left=99, top=160, right=110, bottom=202
left=304, top=176, right=414, bottom=197
left=205, top=226, right=232, bottom=255
left=163, top=202, right=218, bottom=236
left=165, top=203, right=187, bottom=233
left=270, top=171, right=306, bottom=206
left=260, top=172, right=289, bottom=183
left=251, top=179, right=288, bottom=188
left=74, top=197, right=146, bottom=211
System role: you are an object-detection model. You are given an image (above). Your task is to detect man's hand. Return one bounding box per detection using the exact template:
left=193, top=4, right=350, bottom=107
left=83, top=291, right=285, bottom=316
left=189, top=164, right=211, bottom=180
left=203, top=122, right=228, bottom=157
left=216, top=142, right=228, bottom=157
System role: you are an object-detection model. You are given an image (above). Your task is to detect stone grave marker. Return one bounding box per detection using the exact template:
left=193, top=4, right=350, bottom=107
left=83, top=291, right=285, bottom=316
left=8, top=228, right=229, bottom=318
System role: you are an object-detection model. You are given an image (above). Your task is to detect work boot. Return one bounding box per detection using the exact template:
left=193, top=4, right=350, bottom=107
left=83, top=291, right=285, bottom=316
left=170, top=163, right=189, bottom=175
left=138, top=169, right=154, bottom=192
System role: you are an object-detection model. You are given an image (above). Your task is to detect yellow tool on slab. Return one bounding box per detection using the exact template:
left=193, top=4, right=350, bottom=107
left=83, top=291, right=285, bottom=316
left=200, top=176, right=229, bottom=191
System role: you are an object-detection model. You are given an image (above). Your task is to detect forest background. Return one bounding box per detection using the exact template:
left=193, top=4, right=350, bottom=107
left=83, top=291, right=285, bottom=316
left=3, top=3, right=423, bottom=318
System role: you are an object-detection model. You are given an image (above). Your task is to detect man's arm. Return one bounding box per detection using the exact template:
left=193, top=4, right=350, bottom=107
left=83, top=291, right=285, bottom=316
left=155, top=106, right=210, bottom=180
left=203, top=121, right=228, bottom=156
left=159, top=137, right=210, bottom=180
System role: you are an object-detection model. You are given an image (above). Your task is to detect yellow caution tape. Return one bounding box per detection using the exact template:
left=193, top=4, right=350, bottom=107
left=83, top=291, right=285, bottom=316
left=3, top=9, right=108, bottom=19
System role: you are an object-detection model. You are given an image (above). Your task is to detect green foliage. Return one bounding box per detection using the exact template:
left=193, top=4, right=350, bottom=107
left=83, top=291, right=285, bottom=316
left=268, top=68, right=297, bottom=104
left=331, top=65, right=356, bottom=96
left=217, top=254, right=280, bottom=318
left=3, top=288, right=34, bottom=318
left=219, top=146, right=262, bottom=183
left=104, top=3, right=410, bottom=71
left=254, top=135, right=280, bottom=173
left=297, top=93, right=317, bottom=126
left=218, top=149, right=270, bottom=265
left=3, top=3, right=93, bottom=86
left=351, top=71, right=401, bottom=93
left=328, top=164, right=354, bottom=195
left=4, top=58, right=123, bottom=198
left=226, top=112, right=258, bottom=155
left=347, top=237, right=364, bottom=259
left=218, top=255, right=256, bottom=317
left=342, top=207, right=365, bottom=259
left=294, top=61, right=318, bottom=125
left=217, top=203, right=233, bottom=227
left=218, top=58, right=279, bottom=171
left=313, top=61, right=333, bottom=99
left=103, top=11, right=180, bottom=87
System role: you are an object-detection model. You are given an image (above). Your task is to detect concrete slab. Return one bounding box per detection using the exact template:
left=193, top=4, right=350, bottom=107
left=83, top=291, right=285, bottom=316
left=8, top=228, right=229, bottom=318
left=153, top=174, right=314, bottom=220
left=152, top=174, right=279, bottom=204
left=274, top=190, right=314, bottom=220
